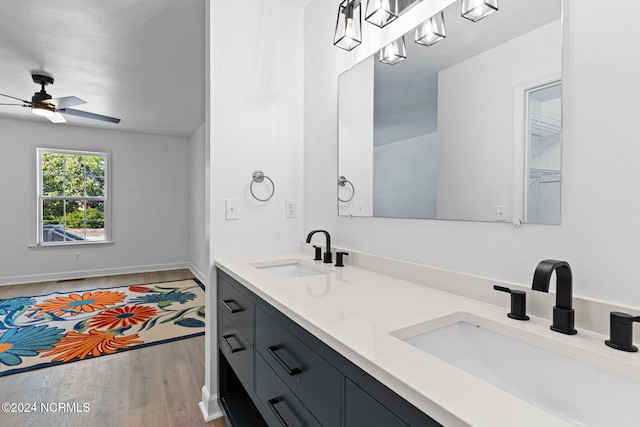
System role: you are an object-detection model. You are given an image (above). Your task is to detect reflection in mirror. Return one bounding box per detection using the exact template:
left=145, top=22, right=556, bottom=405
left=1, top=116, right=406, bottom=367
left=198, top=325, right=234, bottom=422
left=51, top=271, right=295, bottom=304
left=526, top=83, right=562, bottom=225
left=338, top=0, right=562, bottom=224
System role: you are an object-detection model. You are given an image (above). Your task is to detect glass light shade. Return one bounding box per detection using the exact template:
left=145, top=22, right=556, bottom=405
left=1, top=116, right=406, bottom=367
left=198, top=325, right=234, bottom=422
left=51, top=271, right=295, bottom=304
left=32, top=105, right=55, bottom=117
left=334, top=0, right=362, bottom=51
left=461, top=0, right=498, bottom=22
left=415, top=11, right=446, bottom=46
left=379, top=36, right=406, bottom=65
left=365, top=0, right=398, bottom=28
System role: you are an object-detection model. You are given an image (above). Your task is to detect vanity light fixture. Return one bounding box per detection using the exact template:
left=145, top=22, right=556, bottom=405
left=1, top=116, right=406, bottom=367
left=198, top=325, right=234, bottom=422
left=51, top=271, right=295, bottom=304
left=461, top=0, right=498, bottom=22
left=365, top=0, right=398, bottom=28
left=379, top=36, right=406, bottom=65
left=334, top=0, right=363, bottom=51
left=415, top=11, right=446, bottom=46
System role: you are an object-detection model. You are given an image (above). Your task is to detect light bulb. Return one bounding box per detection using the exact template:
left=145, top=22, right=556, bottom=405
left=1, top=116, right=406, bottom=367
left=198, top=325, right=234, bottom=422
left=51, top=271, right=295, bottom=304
left=461, top=0, right=498, bottom=22
left=345, top=17, right=355, bottom=38
left=32, top=105, right=55, bottom=118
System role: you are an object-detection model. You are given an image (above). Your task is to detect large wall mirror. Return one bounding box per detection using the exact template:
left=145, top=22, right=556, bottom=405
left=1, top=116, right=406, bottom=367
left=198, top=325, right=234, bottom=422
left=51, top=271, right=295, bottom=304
left=338, top=0, right=563, bottom=224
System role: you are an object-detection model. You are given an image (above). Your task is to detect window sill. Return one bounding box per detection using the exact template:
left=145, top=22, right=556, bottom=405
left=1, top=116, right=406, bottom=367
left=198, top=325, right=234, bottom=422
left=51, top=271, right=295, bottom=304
left=28, top=241, right=115, bottom=248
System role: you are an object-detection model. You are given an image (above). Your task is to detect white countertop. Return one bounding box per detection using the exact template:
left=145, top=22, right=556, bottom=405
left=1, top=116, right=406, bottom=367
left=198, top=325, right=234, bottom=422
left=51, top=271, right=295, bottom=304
left=215, top=251, right=640, bottom=427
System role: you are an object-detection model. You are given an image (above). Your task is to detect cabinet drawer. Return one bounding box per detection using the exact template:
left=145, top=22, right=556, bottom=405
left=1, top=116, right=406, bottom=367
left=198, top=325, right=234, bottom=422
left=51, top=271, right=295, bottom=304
left=346, top=379, right=408, bottom=427
left=256, top=308, right=341, bottom=427
left=218, top=272, right=254, bottom=345
left=219, top=311, right=254, bottom=391
left=255, top=353, right=321, bottom=427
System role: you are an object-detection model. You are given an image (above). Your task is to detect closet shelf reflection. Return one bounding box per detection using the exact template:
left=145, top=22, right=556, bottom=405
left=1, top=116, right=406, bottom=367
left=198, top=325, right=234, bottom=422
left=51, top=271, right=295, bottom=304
left=530, top=169, right=561, bottom=185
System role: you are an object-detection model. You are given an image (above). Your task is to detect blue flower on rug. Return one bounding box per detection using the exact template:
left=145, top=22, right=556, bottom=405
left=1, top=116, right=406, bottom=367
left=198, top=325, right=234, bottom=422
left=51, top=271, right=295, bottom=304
left=0, top=297, right=36, bottom=315
left=0, top=325, right=66, bottom=366
left=129, top=290, right=197, bottom=308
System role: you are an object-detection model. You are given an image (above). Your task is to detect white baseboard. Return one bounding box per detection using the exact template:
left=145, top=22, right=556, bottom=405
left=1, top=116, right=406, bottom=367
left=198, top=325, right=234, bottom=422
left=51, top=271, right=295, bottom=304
left=0, top=262, right=192, bottom=286
left=199, top=385, right=223, bottom=422
left=188, top=263, right=208, bottom=284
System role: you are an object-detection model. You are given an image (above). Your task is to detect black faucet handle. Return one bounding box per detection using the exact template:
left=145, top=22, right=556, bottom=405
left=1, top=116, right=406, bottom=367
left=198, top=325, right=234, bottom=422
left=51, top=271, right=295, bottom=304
left=493, top=285, right=529, bottom=321
left=335, top=252, right=349, bottom=267
left=313, top=246, right=322, bottom=261
left=605, top=312, right=640, bottom=352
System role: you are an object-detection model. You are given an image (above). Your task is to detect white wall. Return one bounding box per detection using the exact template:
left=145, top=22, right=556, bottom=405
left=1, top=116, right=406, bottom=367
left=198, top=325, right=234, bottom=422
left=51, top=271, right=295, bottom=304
left=208, top=0, right=304, bottom=262
left=303, top=0, right=640, bottom=306
left=201, top=0, right=305, bottom=420
left=189, top=123, right=207, bottom=281
left=0, top=117, right=191, bottom=284
left=373, top=133, right=438, bottom=218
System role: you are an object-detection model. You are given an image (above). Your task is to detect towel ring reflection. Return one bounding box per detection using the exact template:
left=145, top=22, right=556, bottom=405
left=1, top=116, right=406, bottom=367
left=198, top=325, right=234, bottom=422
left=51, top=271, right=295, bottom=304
left=338, top=175, right=355, bottom=203
left=250, top=170, right=275, bottom=202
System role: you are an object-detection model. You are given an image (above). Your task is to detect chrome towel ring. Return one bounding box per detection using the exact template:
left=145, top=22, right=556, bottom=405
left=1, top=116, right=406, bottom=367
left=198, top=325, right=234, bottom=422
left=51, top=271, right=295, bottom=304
left=250, top=170, right=275, bottom=202
left=338, top=175, right=355, bottom=202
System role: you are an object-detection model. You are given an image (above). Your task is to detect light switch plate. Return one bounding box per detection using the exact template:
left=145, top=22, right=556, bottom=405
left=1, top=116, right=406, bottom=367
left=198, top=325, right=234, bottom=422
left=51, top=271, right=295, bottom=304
left=226, top=199, right=239, bottom=220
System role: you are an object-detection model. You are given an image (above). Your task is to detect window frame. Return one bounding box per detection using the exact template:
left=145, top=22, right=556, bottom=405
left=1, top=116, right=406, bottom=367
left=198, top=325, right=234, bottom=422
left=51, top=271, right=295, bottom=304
left=36, top=147, right=112, bottom=246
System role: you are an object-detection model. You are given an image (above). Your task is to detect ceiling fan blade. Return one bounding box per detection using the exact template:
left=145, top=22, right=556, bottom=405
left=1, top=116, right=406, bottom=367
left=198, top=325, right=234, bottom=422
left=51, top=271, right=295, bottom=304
left=47, top=112, right=67, bottom=123
left=59, top=108, right=121, bottom=124
left=0, top=103, right=27, bottom=106
left=46, top=96, right=86, bottom=109
left=0, top=93, right=29, bottom=103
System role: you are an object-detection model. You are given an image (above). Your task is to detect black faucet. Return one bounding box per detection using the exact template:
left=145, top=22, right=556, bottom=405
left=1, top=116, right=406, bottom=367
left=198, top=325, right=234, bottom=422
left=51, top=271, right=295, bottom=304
left=306, top=230, right=332, bottom=264
left=532, top=260, right=577, bottom=335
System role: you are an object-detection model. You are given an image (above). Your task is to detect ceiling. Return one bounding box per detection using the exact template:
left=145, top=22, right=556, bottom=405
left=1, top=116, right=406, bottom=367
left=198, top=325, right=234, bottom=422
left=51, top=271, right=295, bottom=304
left=0, top=0, right=205, bottom=138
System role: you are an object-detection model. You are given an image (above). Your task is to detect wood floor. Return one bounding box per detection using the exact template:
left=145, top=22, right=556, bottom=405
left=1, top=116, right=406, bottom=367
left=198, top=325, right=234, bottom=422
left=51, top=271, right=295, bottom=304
left=0, top=269, right=228, bottom=427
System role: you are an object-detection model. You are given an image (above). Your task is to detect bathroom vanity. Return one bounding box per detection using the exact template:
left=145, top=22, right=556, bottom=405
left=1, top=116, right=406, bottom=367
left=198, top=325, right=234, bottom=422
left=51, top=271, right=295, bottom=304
left=215, top=248, right=640, bottom=427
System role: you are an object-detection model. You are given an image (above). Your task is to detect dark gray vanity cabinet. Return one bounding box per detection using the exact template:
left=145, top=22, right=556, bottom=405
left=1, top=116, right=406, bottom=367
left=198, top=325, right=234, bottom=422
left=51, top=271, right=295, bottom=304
left=217, top=268, right=442, bottom=427
left=345, top=379, right=408, bottom=427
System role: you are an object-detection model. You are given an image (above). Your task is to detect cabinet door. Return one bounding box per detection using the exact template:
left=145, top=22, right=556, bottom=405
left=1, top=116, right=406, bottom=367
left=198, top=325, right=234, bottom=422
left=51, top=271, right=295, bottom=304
left=346, top=379, right=408, bottom=427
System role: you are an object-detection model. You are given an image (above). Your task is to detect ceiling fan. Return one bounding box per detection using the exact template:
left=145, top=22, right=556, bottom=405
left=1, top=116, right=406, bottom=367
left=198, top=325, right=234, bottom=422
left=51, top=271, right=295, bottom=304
left=0, top=73, right=120, bottom=124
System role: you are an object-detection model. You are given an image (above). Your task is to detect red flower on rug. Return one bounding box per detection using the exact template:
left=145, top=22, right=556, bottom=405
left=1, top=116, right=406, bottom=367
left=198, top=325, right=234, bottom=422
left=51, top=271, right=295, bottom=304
left=128, top=286, right=152, bottom=293
left=39, top=329, right=143, bottom=362
left=89, top=305, right=158, bottom=330
left=29, top=291, right=127, bottom=318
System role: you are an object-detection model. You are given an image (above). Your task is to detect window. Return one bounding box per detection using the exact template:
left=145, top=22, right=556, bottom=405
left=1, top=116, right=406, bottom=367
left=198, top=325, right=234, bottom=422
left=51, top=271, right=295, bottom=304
left=37, top=148, right=110, bottom=244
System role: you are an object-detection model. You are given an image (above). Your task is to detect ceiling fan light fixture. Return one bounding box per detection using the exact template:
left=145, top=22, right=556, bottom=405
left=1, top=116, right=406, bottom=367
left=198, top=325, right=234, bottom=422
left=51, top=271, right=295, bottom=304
left=461, top=0, right=498, bottom=22
left=32, top=104, right=55, bottom=118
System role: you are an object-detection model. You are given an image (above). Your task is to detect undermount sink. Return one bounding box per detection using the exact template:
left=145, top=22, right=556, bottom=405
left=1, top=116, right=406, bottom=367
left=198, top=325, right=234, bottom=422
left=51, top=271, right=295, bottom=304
left=392, top=312, right=640, bottom=426
left=252, top=260, right=331, bottom=279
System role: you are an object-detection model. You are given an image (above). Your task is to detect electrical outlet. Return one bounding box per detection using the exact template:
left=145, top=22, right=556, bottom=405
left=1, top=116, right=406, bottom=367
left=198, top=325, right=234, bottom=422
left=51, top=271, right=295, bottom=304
left=285, top=200, right=296, bottom=218
left=496, top=205, right=507, bottom=222
left=74, top=252, right=81, bottom=261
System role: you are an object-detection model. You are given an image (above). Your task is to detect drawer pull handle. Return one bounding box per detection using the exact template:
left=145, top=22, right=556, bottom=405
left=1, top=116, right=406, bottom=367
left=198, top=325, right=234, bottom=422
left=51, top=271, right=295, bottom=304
left=267, top=397, right=304, bottom=427
left=222, top=334, right=243, bottom=353
left=267, top=345, right=302, bottom=376
left=221, top=299, right=242, bottom=313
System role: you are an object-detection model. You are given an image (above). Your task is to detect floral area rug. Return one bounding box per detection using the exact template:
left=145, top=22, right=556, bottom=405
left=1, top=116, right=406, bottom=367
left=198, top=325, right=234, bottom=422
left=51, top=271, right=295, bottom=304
left=0, top=278, right=205, bottom=377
